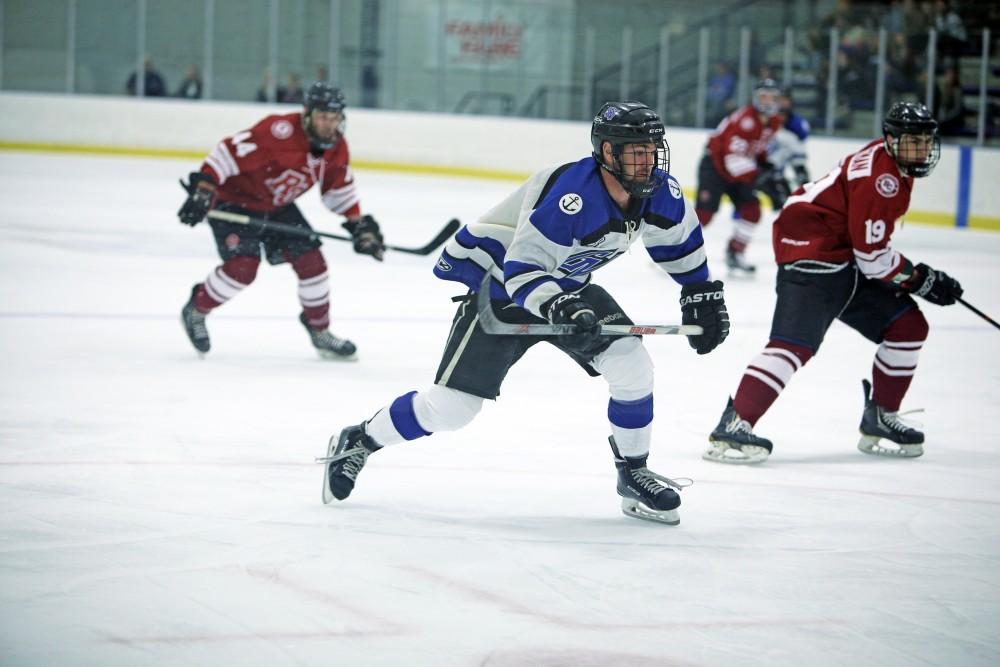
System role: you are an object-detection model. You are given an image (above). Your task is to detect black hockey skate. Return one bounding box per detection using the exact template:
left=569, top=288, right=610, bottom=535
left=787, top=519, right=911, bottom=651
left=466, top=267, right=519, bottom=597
left=725, top=247, right=757, bottom=276
left=299, top=313, right=357, bottom=360
left=609, top=437, right=686, bottom=525
left=705, top=397, right=773, bottom=464
left=857, top=379, right=924, bottom=458
left=181, top=285, right=210, bottom=355
left=320, top=423, right=381, bottom=503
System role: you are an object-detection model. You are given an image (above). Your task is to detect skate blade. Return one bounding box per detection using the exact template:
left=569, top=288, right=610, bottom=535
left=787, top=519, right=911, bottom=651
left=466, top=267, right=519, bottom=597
left=321, top=435, right=338, bottom=504
left=702, top=441, right=769, bottom=464
left=726, top=267, right=757, bottom=279
left=316, top=349, right=358, bottom=362
left=857, top=435, right=923, bottom=458
left=621, top=499, right=680, bottom=525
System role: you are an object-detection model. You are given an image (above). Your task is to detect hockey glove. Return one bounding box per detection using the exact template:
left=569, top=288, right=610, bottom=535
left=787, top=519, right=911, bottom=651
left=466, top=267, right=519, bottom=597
left=343, top=214, right=385, bottom=261
left=754, top=163, right=791, bottom=209
left=546, top=293, right=606, bottom=356
left=177, top=172, right=217, bottom=226
left=680, top=280, right=730, bottom=355
left=906, top=263, right=963, bottom=306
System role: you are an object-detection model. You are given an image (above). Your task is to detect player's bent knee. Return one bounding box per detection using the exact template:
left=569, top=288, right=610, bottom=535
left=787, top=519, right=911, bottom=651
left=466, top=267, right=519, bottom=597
left=291, top=248, right=327, bottom=279
left=413, top=385, right=484, bottom=432
left=737, top=200, right=761, bottom=223
left=885, top=307, right=929, bottom=341
left=222, top=255, right=261, bottom=285
left=593, top=336, right=654, bottom=399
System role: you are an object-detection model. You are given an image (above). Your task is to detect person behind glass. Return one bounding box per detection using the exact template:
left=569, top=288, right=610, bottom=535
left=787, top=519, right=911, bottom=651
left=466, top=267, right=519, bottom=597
left=278, top=73, right=305, bottom=104
left=176, top=82, right=385, bottom=360
left=705, top=102, right=963, bottom=465
left=125, top=56, right=166, bottom=97
left=318, top=101, right=731, bottom=526
left=695, top=79, right=784, bottom=275
left=175, top=65, right=203, bottom=100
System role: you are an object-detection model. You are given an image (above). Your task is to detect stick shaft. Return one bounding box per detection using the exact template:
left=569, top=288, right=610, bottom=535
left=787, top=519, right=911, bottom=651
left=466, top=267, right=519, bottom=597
left=958, top=297, right=1000, bottom=330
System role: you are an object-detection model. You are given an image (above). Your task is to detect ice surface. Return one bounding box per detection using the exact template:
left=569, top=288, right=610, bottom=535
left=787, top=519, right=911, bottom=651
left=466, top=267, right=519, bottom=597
left=1, top=151, right=998, bottom=666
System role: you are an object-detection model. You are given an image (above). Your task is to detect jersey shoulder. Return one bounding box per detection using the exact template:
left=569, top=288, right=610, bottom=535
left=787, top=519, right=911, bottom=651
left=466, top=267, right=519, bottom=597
left=250, top=112, right=305, bottom=145
left=647, top=173, right=687, bottom=220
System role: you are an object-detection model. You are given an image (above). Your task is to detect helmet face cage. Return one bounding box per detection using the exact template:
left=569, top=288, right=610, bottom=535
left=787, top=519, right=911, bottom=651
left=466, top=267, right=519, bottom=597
left=591, top=101, right=670, bottom=199
left=753, top=79, right=782, bottom=116
left=882, top=102, right=940, bottom=178
left=304, top=82, right=346, bottom=150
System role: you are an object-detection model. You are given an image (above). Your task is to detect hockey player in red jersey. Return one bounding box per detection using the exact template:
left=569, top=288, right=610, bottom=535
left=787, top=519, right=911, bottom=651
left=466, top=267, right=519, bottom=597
left=177, top=81, right=384, bottom=359
left=705, top=102, right=963, bottom=463
left=695, top=78, right=785, bottom=274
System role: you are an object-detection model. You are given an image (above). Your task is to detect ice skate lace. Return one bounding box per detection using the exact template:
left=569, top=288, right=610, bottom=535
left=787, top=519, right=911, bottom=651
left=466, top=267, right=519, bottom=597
left=189, top=311, right=208, bottom=340
left=725, top=414, right=765, bottom=443
left=881, top=408, right=924, bottom=434
left=632, top=468, right=693, bottom=493
left=311, top=330, right=350, bottom=352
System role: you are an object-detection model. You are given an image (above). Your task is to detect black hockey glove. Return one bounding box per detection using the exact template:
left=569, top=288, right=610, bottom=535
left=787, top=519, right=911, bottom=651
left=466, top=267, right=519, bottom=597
left=754, top=163, right=791, bottom=209
left=680, top=280, right=730, bottom=355
left=177, top=172, right=217, bottom=226
left=343, top=214, right=385, bottom=261
left=906, top=263, right=963, bottom=306
left=792, top=164, right=810, bottom=187
left=546, top=293, right=605, bottom=356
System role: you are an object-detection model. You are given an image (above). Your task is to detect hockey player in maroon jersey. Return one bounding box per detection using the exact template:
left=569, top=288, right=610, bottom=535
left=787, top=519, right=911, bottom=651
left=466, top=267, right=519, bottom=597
left=705, top=102, right=963, bottom=463
left=695, top=79, right=786, bottom=274
left=177, top=81, right=384, bottom=359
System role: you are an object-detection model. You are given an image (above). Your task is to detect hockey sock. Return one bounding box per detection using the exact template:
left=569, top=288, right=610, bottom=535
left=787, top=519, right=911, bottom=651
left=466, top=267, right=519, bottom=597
left=608, top=394, right=653, bottom=458
left=733, top=339, right=813, bottom=425
left=872, top=308, right=928, bottom=411
left=291, top=249, right=330, bottom=329
left=695, top=207, right=715, bottom=226
left=365, top=386, right=483, bottom=447
left=729, top=201, right=762, bottom=253
left=195, top=255, right=259, bottom=312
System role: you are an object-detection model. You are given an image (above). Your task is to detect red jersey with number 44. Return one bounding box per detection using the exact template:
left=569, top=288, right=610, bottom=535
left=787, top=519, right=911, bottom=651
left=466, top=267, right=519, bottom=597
left=199, top=112, right=360, bottom=217
left=707, top=105, right=783, bottom=184
left=772, top=138, right=914, bottom=282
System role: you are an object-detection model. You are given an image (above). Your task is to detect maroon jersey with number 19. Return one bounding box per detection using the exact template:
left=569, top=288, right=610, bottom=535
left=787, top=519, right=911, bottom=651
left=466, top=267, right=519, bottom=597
left=772, top=139, right=914, bottom=282
left=199, top=112, right=360, bottom=217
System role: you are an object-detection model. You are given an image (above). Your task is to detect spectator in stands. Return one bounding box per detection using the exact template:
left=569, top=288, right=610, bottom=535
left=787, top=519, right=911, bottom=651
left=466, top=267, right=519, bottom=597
left=936, top=66, right=967, bottom=135
left=175, top=65, right=203, bottom=100
left=933, top=0, right=968, bottom=68
left=278, top=73, right=305, bottom=104
left=125, top=56, right=167, bottom=97
left=256, top=67, right=274, bottom=102
left=706, top=62, right=736, bottom=126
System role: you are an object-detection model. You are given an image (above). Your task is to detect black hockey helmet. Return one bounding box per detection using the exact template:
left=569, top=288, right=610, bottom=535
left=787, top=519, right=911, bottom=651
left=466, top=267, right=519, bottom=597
left=591, top=101, right=669, bottom=199
left=752, top=78, right=782, bottom=116
left=882, top=101, right=940, bottom=178
left=303, top=81, right=346, bottom=151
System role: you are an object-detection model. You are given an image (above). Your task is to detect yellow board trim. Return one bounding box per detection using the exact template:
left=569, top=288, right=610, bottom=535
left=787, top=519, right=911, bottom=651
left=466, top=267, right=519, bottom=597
left=2, top=140, right=998, bottom=230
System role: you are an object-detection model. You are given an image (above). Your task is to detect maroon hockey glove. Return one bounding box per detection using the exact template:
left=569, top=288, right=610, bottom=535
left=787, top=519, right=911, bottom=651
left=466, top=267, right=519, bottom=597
left=906, top=263, right=963, bottom=306
left=546, top=293, right=606, bottom=356
left=680, top=280, right=730, bottom=355
left=343, top=215, right=385, bottom=261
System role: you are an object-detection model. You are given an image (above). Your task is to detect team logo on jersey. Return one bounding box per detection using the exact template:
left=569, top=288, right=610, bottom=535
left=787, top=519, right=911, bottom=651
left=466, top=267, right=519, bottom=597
left=740, top=116, right=755, bottom=131
left=668, top=180, right=682, bottom=199
left=271, top=120, right=294, bottom=140
left=875, top=173, right=899, bottom=198
left=559, top=193, right=583, bottom=215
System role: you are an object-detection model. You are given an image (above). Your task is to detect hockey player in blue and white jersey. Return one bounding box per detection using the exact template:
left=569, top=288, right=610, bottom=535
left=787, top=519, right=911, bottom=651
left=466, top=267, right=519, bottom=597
left=318, top=101, right=731, bottom=525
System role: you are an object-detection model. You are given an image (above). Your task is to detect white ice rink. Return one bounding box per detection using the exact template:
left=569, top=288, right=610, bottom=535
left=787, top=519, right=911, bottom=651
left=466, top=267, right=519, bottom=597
left=1, top=151, right=999, bottom=666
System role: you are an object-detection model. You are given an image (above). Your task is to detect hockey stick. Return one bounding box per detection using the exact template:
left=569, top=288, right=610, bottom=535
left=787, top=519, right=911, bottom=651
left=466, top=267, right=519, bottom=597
left=206, top=210, right=460, bottom=256
left=958, top=297, right=1000, bottom=330
left=475, top=274, right=703, bottom=336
